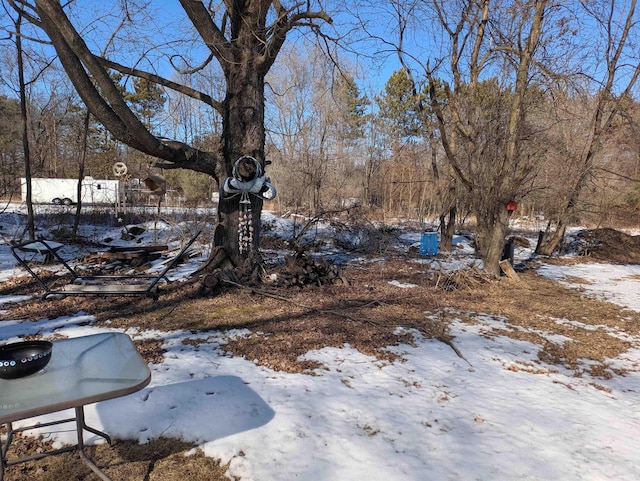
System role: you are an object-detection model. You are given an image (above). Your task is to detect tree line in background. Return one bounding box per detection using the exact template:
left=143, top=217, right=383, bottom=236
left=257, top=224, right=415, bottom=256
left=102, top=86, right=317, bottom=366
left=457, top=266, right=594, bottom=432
left=0, top=1, right=639, bottom=277
left=3, top=44, right=637, bottom=224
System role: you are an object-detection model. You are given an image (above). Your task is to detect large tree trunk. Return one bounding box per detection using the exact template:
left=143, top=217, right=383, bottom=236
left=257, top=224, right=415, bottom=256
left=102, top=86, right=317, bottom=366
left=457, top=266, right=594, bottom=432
left=23, top=0, right=331, bottom=286
left=212, top=54, right=268, bottom=271
left=475, top=206, right=510, bottom=278
left=535, top=220, right=566, bottom=256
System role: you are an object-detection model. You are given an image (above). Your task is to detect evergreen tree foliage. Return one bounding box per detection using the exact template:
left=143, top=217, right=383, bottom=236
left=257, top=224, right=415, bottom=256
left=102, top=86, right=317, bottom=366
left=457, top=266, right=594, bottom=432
left=376, top=70, right=424, bottom=142
left=334, top=73, right=370, bottom=141
left=124, top=78, right=167, bottom=130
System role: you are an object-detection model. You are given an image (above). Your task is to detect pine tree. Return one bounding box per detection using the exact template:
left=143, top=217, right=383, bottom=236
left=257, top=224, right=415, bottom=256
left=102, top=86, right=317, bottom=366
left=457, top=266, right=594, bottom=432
left=376, top=70, right=423, bottom=143
left=124, top=78, right=167, bottom=130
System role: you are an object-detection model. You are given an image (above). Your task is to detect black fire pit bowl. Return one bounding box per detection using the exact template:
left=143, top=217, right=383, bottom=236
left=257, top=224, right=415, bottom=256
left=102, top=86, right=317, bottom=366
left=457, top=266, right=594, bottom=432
left=0, top=340, right=53, bottom=379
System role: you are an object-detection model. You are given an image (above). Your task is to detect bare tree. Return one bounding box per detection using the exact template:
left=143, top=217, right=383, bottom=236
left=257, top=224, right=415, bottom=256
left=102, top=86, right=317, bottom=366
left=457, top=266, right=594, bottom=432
left=15, top=8, right=35, bottom=238
left=424, top=0, right=551, bottom=276
left=9, top=0, right=333, bottom=276
left=354, top=0, right=640, bottom=262
left=267, top=46, right=329, bottom=212
left=267, top=45, right=367, bottom=215
left=535, top=0, right=640, bottom=255
left=351, top=0, right=546, bottom=265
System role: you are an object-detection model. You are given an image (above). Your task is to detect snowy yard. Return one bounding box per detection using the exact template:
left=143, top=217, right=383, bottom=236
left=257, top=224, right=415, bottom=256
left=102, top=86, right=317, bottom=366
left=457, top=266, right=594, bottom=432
left=1, top=206, right=640, bottom=480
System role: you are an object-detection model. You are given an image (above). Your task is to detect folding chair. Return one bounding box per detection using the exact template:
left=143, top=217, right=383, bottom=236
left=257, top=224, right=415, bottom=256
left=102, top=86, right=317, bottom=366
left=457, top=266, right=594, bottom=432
left=11, top=230, right=202, bottom=300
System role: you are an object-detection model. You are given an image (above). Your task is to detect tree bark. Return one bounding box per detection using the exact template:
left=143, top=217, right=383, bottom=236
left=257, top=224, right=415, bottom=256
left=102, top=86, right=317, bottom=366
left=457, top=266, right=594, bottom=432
left=212, top=15, right=269, bottom=268
left=476, top=208, right=510, bottom=278
left=439, top=207, right=456, bottom=253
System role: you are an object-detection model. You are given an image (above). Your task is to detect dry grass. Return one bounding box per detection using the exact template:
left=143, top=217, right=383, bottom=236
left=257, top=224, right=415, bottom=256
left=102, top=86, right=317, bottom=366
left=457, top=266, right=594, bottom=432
left=2, top=434, right=230, bottom=481
left=440, top=268, right=639, bottom=376
left=2, top=239, right=640, bottom=478
left=3, top=257, right=637, bottom=376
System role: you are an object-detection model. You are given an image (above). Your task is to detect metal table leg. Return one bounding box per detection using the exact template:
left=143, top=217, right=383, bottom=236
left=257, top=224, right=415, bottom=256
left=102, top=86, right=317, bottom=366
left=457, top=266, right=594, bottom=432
left=0, top=423, right=6, bottom=481
left=0, top=422, right=14, bottom=481
left=75, top=406, right=112, bottom=481
left=1, top=408, right=113, bottom=481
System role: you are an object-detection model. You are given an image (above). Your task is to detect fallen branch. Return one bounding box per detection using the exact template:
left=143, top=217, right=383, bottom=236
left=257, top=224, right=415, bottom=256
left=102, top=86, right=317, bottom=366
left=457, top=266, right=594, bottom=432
left=429, top=311, right=471, bottom=366
left=436, top=335, right=472, bottom=366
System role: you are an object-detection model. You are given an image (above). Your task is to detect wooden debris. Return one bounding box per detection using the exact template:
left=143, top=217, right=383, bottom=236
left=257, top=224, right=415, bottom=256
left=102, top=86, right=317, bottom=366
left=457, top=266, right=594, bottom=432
left=436, top=265, right=493, bottom=291
left=80, top=244, right=200, bottom=276
left=268, top=253, right=348, bottom=288
left=436, top=335, right=472, bottom=366
left=499, top=259, right=521, bottom=282
left=198, top=248, right=347, bottom=296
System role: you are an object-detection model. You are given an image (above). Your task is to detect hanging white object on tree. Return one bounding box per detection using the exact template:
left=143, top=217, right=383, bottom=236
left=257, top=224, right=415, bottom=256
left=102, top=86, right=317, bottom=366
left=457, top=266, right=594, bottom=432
left=221, top=156, right=277, bottom=201
left=221, top=156, right=277, bottom=255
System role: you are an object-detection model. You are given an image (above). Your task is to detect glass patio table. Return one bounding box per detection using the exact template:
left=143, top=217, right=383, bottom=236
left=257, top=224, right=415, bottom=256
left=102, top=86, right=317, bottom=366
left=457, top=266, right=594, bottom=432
left=0, top=332, right=151, bottom=481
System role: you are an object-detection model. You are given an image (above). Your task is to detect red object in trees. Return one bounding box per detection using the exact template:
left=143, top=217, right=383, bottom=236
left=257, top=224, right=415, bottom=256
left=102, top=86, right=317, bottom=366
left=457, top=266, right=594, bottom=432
left=506, top=201, right=517, bottom=212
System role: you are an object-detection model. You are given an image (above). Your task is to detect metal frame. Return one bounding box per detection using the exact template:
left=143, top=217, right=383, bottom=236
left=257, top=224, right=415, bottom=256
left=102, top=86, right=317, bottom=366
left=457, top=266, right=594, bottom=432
left=1, top=406, right=112, bottom=481
left=11, top=230, right=201, bottom=300
left=0, top=333, right=151, bottom=480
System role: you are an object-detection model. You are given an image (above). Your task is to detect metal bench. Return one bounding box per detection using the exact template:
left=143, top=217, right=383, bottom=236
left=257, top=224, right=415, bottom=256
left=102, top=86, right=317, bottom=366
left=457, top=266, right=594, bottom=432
left=11, top=230, right=201, bottom=300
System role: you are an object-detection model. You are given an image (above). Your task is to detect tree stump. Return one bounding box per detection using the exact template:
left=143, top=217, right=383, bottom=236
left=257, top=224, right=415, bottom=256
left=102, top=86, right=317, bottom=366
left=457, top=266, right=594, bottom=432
left=499, top=259, right=521, bottom=282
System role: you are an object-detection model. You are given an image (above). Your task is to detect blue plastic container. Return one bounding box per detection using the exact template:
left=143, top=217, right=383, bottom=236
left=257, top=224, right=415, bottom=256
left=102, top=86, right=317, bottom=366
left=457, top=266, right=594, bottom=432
left=420, top=232, right=439, bottom=256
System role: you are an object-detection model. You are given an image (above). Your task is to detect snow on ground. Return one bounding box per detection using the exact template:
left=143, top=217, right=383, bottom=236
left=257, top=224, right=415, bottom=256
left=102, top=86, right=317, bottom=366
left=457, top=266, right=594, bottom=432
left=538, top=263, right=640, bottom=312
left=2, top=206, right=640, bottom=480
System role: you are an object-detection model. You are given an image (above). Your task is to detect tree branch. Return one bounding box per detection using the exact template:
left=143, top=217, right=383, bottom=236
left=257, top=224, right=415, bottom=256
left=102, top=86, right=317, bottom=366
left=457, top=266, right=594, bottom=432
left=34, top=0, right=173, bottom=155
left=426, top=66, right=471, bottom=189
left=260, top=4, right=332, bottom=72
left=97, top=57, right=224, bottom=114
left=28, top=0, right=221, bottom=177
left=6, top=0, right=41, bottom=27
left=469, top=0, right=490, bottom=85
left=178, top=0, right=233, bottom=73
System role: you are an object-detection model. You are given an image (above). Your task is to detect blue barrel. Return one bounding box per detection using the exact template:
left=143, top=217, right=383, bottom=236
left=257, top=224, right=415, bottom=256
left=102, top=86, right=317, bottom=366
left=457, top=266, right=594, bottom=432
left=420, top=232, right=439, bottom=255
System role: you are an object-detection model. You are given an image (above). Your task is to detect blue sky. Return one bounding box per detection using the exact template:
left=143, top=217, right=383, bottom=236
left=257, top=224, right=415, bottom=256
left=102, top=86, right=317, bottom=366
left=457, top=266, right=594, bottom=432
left=2, top=1, right=638, bottom=109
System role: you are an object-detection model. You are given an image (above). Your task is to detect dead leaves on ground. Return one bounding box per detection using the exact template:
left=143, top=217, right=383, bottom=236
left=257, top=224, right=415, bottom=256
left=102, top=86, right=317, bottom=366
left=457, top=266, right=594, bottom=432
left=2, top=257, right=639, bottom=379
